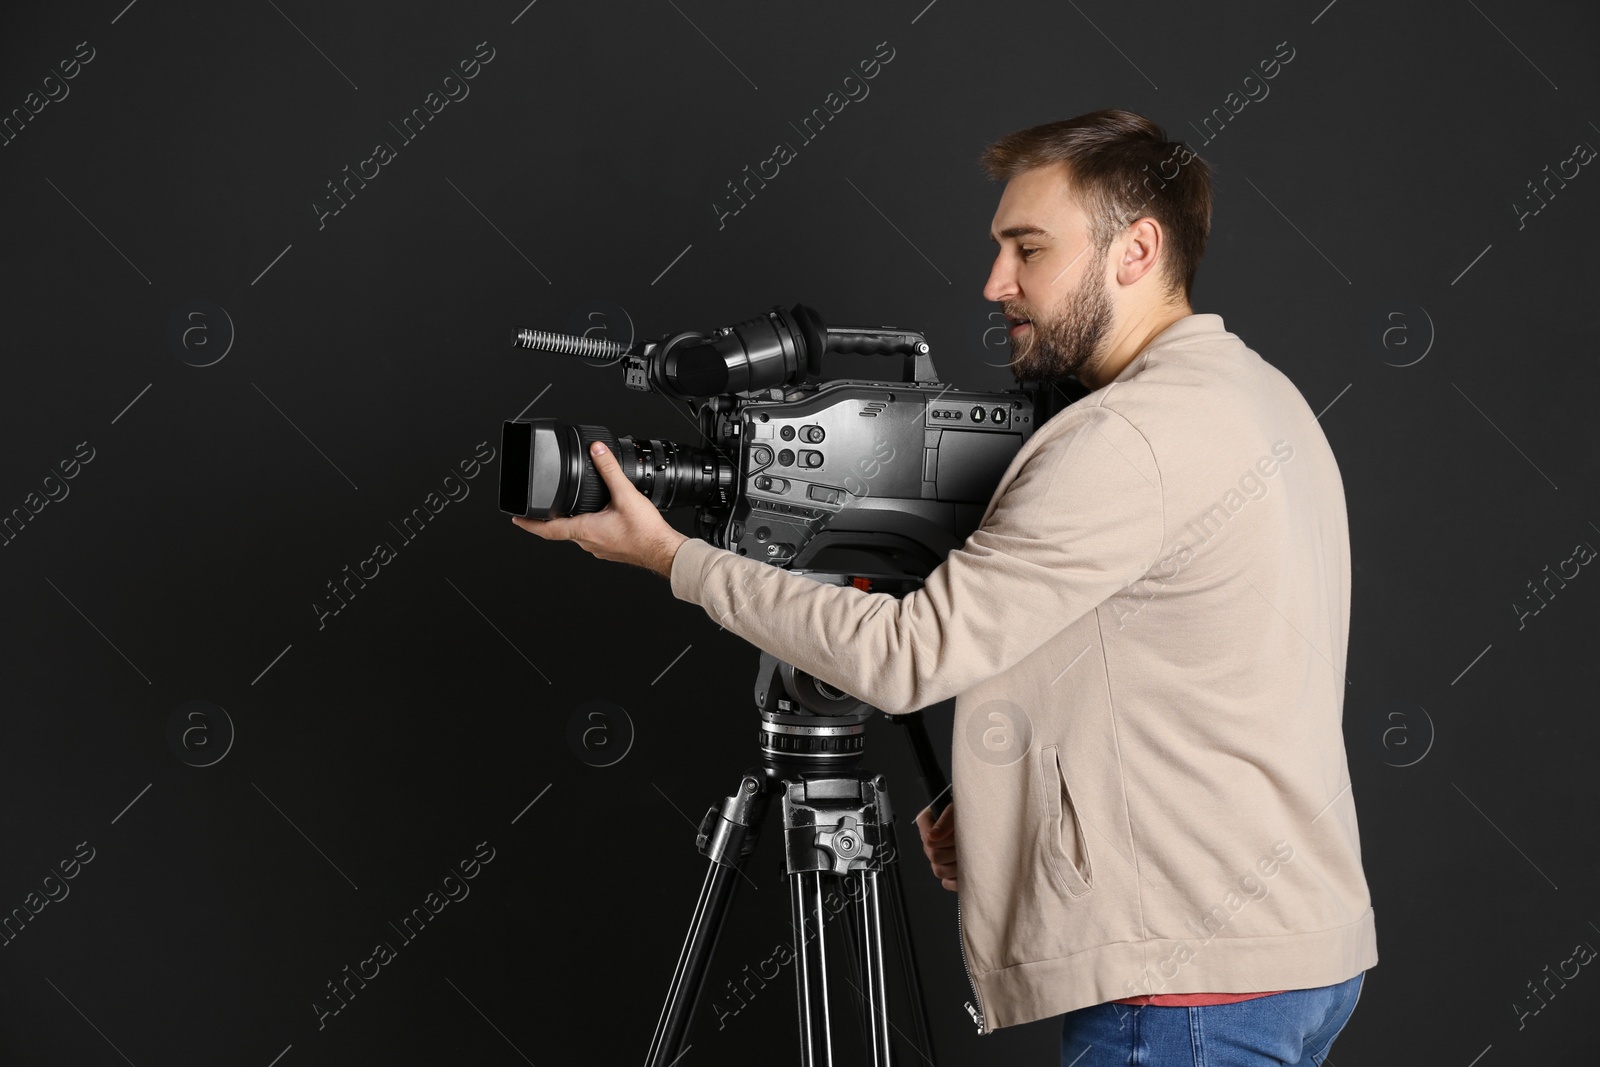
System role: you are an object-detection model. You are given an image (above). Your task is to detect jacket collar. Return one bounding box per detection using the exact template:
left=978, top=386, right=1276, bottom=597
left=1110, top=312, right=1228, bottom=385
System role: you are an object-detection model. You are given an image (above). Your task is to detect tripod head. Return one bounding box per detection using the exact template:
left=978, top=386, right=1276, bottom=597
left=748, top=548, right=951, bottom=823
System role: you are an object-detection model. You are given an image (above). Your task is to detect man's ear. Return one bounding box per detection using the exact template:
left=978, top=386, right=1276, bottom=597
left=1115, top=218, right=1163, bottom=286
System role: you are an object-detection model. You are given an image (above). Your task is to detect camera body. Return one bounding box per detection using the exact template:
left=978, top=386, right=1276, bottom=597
left=501, top=303, right=1082, bottom=576
left=713, top=377, right=1039, bottom=569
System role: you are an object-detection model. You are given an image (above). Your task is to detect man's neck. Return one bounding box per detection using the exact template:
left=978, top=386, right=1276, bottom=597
left=1084, top=301, right=1194, bottom=389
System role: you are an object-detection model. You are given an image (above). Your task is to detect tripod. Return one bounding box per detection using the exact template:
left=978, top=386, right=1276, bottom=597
left=645, top=650, right=951, bottom=1067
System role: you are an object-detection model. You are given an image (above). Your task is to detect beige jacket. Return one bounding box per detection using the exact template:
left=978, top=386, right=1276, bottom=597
left=669, top=313, right=1377, bottom=1030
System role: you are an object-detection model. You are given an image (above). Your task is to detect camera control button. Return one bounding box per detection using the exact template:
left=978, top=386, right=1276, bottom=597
left=778, top=448, right=795, bottom=466
left=807, top=484, right=843, bottom=505
left=970, top=406, right=986, bottom=423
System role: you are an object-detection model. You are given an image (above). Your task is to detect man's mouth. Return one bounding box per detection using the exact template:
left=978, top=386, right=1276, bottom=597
left=1008, top=319, right=1031, bottom=337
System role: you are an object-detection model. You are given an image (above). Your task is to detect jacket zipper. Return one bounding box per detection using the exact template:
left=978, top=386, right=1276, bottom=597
left=955, top=895, right=987, bottom=1035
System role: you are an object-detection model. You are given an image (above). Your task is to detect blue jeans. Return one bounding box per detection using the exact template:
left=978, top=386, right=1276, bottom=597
left=1060, top=973, right=1364, bottom=1066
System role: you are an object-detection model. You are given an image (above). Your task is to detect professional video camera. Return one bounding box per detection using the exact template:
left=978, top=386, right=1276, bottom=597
left=498, top=303, right=1084, bottom=574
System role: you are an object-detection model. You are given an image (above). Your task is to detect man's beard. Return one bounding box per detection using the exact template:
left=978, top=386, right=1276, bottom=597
left=1004, top=245, right=1114, bottom=384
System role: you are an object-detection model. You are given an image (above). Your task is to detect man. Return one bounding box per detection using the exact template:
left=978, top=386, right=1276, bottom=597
left=515, top=109, right=1376, bottom=1065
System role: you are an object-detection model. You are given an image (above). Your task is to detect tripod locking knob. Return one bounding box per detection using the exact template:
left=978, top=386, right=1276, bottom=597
left=814, top=815, right=876, bottom=874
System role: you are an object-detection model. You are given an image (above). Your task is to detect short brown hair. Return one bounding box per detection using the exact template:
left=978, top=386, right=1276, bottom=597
left=979, top=109, right=1213, bottom=303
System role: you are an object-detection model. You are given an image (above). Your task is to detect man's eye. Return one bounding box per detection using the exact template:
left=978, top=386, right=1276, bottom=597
left=1021, top=247, right=1040, bottom=259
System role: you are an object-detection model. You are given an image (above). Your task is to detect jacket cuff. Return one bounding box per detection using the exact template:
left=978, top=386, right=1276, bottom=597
left=669, top=536, right=721, bottom=605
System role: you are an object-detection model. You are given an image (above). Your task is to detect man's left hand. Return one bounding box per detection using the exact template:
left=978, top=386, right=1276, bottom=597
left=511, top=440, right=689, bottom=580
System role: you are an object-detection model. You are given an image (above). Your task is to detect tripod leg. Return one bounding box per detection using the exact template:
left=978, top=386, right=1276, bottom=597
left=880, top=829, right=938, bottom=1064
left=790, top=870, right=835, bottom=1067
left=858, top=869, right=894, bottom=1065
left=834, top=874, right=875, bottom=1058
left=645, top=775, right=770, bottom=1067
left=645, top=860, right=740, bottom=1066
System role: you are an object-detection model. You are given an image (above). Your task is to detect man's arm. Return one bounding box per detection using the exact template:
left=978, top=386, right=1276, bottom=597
left=669, top=406, right=1164, bottom=714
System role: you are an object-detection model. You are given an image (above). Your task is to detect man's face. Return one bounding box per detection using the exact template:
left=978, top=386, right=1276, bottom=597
left=983, top=163, right=1116, bottom=384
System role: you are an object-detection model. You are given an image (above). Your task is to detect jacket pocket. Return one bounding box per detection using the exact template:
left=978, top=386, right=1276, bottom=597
left=1037, top=744, right=1093, bottom=897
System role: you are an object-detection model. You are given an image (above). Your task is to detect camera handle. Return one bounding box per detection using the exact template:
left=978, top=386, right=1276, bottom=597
left=824, top=325, right=940, bottom=385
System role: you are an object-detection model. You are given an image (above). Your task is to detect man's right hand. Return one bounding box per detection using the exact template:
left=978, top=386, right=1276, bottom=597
left=914, top=803, right=957, bottom=892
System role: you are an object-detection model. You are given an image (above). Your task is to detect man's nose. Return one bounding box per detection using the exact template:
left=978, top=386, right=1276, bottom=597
left=982, top=253, right=1016, bottom=303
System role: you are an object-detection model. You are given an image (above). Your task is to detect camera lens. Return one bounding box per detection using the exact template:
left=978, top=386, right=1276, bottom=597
left=500, top=418, right=730, bottom=519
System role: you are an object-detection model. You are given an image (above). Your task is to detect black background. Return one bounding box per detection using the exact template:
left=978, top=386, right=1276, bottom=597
left=1, top=1, right=1597, bottom=1064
